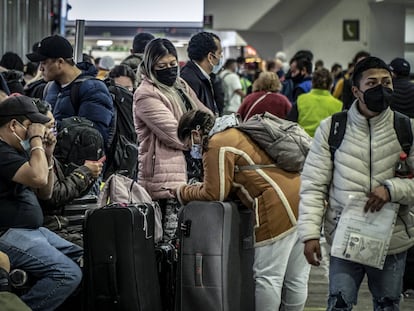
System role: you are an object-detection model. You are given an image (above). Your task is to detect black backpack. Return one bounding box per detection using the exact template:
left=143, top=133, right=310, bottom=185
left=54, top=77, right=105, bottom=172
left=328, top=110, right=413, bottom=161
left=69, top=77, right=138, bottom=179
left=103, top=80, right=138, bottom=179
left=55, top=116, right=105, bottom=172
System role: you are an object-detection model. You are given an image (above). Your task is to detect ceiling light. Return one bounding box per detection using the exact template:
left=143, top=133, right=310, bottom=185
left=96, top=40, right=113, bottom=47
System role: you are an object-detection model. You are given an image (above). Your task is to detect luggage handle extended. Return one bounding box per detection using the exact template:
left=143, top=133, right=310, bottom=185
left=195, top=253, right=203, bottom=287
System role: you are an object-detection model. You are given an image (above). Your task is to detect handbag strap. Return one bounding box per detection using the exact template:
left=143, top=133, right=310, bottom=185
left=243, top=92, right=271, bottom=122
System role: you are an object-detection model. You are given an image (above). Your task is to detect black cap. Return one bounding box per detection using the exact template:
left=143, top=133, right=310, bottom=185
left=26, top=35, right=73, bottom=62
left=0, top=96, right=51, bottom=124
left=389, top=57, right=411, bottom=77
left=132, top=33, right=155, bottom=53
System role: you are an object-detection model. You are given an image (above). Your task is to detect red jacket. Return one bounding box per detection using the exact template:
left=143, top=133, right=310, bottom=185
left=238, top=91, right=291, bottom=121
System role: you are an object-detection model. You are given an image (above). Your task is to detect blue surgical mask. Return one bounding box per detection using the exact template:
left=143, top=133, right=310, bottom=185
left=190, top=134, right=203, bottom=159
left=211, top=54, right=224, bottom=74
left=13, top=122, right=30, bottom=153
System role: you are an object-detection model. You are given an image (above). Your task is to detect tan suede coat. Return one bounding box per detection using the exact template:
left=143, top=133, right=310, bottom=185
left=178, top=128, right=300, bottom=246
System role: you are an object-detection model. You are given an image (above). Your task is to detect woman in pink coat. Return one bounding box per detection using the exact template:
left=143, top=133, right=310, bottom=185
left=133, top=38, right=210, bottom=241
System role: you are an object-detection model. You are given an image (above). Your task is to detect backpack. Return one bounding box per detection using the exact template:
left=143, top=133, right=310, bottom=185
left=70, top=77, right=139, bottom=179
left=236, top=112, right=312, bottom=172
left=54, top=116, right=105, bottom=172
left=104, top=80, right=138, bottom=179
left=98, top=173, right=163, bottom=243
left=328, top=110, right=413, bottom=161
left=54, top=77, right=105, bottom=171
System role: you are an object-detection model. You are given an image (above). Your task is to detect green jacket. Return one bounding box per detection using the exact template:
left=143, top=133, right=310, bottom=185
left=0, top=292, right=31, bottom=311
left=297, top=89, right=342, bottom=137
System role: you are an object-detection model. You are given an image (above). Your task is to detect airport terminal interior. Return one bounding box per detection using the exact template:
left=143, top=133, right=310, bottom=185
left=1, top=0, right=414, bottom=310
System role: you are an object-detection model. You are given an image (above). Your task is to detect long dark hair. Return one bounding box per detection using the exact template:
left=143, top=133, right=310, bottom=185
left=140, top=38, right=179, bottom=87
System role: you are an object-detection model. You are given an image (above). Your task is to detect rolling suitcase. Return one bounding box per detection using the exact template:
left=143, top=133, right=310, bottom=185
left=155, top=241, right=177, bottom=311
left=175, top=201, right=255, bottom=311
left=83, top=203, right=162, bottom=311
left=63, top=194, right=98, bottom=228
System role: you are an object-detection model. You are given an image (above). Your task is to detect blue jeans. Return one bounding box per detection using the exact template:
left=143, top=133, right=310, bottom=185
left=328, top=252, right=407, bottom=311
left=0, top=227, right=83, bottom=311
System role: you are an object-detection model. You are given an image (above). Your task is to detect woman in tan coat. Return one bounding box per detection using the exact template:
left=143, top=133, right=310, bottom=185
left=175, top=110, right=311, bottom=311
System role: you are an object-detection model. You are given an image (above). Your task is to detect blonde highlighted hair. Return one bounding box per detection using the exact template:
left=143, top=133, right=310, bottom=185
left=252, top=71, right=282, bottom=93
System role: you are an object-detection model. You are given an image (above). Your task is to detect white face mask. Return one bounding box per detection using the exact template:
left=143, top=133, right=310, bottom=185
left=13, top=121, right=30, bottom=153
left=210, top=53, right=224, bottom=74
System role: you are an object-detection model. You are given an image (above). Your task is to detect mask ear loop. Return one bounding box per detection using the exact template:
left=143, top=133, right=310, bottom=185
left=191, top=125, right=201, bottom=146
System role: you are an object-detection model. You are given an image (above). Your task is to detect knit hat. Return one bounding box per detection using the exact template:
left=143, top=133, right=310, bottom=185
left=99, top=56, right=115, bottom=70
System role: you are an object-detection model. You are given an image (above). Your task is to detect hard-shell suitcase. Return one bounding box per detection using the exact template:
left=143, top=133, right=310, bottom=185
left=63, top=194, right=98, bottom=227
left=83, top=203, right=162, bottom=311
left=155, top=241, right=177, bottom=311
left=175, top=201, right=255, bottom=311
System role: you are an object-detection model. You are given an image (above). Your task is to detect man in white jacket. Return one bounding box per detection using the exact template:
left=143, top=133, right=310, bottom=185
left=298, top=56, right=414, bottom=310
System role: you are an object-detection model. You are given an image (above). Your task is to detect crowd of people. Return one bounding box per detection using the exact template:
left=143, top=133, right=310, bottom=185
left=0, top=29, right=414, bottom=311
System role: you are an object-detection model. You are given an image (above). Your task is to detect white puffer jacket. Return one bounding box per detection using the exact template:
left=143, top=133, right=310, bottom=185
left=298, top=102, right=414, bottom=254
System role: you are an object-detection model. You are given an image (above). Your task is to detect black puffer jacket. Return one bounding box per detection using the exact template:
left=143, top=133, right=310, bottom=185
left=38, top=158, right=94, bottom=214
left=390, top=77, right=414, bottom=118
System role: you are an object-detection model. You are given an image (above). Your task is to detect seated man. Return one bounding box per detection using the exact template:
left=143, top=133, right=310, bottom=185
left=0, top=251, right=31, bottom=311
left=34, top=99, right=102, bottom=247
left=0, top=95, right=82, bottom=311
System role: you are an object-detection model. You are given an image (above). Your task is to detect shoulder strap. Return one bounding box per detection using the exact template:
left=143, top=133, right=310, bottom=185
left=177, top=88, right=193, bottom=111
left=70, top=76, right=95, bottom=115
left=394, top=111, right=413, bottom=155
left=235, top=164, right=277, bottom=172
left=328, top=111, right=348, bottom=161
left=243, top=92, right=271, bottom=122
left=42, top=81, right=54, bottom=99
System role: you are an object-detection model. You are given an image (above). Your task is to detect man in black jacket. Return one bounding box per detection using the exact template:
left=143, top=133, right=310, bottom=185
left=389, top=57, right=414, bottom=118
left=180, top=32, right=224, bottom=115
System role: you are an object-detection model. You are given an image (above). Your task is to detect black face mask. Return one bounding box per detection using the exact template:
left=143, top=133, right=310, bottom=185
left=291, top=73, right=304, bottom=84
left=361, top=84, right=393, bottom=113
left=155, top=66, right=178, bottom=86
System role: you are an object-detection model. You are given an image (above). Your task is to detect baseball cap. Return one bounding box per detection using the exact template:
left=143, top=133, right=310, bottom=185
left=0, top=95, right=51, bottom=124
left=26, top=35, right=73, bottom=62
left=389, top=57, right=411, bottom=77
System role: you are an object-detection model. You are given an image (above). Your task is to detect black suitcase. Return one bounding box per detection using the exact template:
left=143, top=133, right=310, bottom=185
left=175, top=201, right=255, bottom=311
left=84, top=203, right=162, bottom=311
left=155, top=241, right=177, bottom=311
left=63, top=194, right=98, bottom=227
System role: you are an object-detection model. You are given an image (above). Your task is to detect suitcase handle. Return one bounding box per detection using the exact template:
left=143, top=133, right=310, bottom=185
left=195, top=253, right=203, bottom=287
left=107, top=255, right=121, bottom=305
